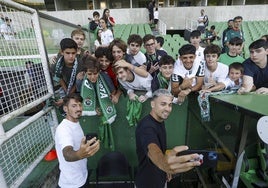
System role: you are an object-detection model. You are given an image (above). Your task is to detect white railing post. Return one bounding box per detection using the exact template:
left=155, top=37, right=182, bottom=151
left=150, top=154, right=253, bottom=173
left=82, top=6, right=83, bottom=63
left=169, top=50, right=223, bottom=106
left=158, top=19, right=167, bottom=35
left=0, top=124, right=5, bottom=138
left=0, top=167, right=8, bottom=188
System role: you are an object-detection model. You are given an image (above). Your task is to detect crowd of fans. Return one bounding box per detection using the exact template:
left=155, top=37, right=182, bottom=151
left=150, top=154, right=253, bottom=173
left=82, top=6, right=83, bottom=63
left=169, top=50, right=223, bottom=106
left=50, top=12, right=268, bottom=111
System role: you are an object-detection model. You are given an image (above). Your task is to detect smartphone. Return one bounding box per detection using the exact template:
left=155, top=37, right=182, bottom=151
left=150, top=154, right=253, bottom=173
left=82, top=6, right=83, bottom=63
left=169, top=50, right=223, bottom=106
left=85, top=133, right=98, bottom=145
left=176, top=150, right=218, bottom=168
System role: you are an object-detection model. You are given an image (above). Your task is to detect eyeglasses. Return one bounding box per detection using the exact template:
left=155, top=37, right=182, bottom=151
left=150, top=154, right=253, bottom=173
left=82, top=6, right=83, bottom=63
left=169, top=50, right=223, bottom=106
left=145, top=43, right=155, bottom=47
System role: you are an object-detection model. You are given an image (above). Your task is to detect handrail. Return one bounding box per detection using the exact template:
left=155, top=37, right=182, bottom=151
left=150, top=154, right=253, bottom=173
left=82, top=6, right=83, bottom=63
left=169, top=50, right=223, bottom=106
left=185, top=17, right=198, bottom=31
left=158, top=19, right=166, bottom=35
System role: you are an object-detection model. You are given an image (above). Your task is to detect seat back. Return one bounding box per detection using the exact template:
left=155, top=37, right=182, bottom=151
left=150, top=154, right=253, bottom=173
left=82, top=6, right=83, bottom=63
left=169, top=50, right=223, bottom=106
left=96, top=151, right=132, bottom=183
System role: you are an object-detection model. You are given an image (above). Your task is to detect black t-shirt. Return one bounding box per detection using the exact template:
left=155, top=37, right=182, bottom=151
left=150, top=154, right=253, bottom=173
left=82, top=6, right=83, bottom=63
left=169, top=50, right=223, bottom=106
left=145, top=50, right=167, bottom=77
left=61, top=60, right=83, bottom=86
left=151, top=73, right=183, bottom=93
left=135, top=114, right=167, bottom=188
left=243, top=57, right=268, bottom=89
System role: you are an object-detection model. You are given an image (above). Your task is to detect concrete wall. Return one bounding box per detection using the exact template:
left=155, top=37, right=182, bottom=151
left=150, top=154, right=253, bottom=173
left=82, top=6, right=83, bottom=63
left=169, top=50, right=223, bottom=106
left=41, top=5, right=268, bottom=30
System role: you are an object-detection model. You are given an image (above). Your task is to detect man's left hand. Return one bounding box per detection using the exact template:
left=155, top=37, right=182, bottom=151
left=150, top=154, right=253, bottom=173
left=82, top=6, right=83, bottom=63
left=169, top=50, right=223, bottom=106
left=165, top=146, right=201, bottom=174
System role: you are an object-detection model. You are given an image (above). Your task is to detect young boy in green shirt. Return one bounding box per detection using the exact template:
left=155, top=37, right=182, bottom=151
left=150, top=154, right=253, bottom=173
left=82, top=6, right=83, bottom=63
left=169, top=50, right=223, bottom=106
left=219, top=37, right=245, bottom=66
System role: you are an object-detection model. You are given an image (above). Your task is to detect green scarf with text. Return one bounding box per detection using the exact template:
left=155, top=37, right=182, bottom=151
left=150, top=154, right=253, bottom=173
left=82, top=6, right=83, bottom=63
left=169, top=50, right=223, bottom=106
left=81, top=74, right=116, bottom=150
left=198, top=89, right=237, bottom=122
left=81, top=74, right=116, bottom=124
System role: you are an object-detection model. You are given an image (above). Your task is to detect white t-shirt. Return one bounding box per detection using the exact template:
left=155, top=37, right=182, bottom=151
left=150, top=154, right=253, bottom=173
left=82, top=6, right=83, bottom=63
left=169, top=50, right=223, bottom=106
left=55, top=119, right=88, bottom=188
left=204, top=62, right=229, bottom=85
left=24, top=72, right=31, bottom=89
left=154, top=11, right=159, bottom=20
left=196, top=46, right=205, bottom=63
left=198, top=16, right=205, bottom=26
left=0, top=23, right=15, bottom=40
left=94, top=39, right=101, bottom=49
left=223, top=77, right=242, bottom=90
left=126, top=49, right=147, bottom=66
left=101, top=29, right=114, bottom=46
left=118, top=71, right=153, bottom=98
left=173, top=58, right=205, bottom=86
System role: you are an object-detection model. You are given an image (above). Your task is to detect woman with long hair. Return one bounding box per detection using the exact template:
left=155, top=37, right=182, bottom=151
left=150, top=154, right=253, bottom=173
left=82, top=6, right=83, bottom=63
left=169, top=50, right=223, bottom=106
left=102, top=8, right=115, bottom=31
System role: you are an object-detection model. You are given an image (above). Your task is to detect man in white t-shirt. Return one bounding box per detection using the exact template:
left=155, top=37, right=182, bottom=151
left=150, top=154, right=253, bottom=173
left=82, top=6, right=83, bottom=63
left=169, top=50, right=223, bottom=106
left=115, top=66, right=153, bottom=103
left=171, top=44, right=204, bottom=103
left=197, top=9, right=208, bottom=33
left=153, top=7, right=159, bottom=29
left=55, top=93, right=100, bottom=188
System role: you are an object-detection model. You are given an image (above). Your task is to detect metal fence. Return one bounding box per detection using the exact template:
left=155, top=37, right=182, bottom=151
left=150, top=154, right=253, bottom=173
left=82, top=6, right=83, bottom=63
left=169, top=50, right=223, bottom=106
left=0, top=1, right=56, bottom=187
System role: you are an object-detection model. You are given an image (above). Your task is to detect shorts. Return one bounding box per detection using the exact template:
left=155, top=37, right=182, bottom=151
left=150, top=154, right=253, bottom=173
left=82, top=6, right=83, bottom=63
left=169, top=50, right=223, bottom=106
left=154, top=19, right=159, bottom=24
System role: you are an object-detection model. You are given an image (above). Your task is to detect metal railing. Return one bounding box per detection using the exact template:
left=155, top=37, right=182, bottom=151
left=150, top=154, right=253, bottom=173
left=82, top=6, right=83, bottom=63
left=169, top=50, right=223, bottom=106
left=0, top=1, right=60, bottom=187
left=185, top=17, right=198, bottom=31
left=158, top=19, right=167, bottom=35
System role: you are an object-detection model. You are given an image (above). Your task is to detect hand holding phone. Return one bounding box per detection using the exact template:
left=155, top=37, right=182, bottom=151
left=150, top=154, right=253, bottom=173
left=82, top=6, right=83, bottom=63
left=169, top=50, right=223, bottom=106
left=176, top=149, right=217, bottom=168
left=85, top=133, right=98, bottom=145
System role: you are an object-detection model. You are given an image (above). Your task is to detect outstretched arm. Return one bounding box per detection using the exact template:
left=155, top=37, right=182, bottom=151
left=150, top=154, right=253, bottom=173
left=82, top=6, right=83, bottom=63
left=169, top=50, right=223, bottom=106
left=147, top=144, right=201, bottom=174
left=114, top=60, right=148, bottom=77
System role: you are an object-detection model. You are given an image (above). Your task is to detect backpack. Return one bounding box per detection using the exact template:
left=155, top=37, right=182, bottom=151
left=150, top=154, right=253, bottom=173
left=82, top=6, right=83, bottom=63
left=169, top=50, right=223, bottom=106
left=204, top=15, right=209, bottom=27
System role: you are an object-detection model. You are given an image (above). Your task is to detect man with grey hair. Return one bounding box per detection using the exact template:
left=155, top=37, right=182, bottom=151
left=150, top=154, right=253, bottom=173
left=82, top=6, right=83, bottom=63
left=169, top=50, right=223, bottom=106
left=135, top=89, right=201, bottom=188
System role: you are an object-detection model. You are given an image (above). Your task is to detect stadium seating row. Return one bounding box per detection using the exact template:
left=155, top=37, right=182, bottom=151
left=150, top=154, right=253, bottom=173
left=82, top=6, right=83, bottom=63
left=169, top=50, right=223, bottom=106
left=113, top=20, right=267, bottom=60
left=113, top=23, right=152, bottom=42
left=208, top=20, right=268, bottom=58
left=12, top=20, right=266, bottom=59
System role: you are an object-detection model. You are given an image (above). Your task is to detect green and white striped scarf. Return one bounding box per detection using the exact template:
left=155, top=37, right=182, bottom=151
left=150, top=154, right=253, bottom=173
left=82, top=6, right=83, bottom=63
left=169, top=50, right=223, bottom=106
left=53, top=56, right=78, bottom=95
